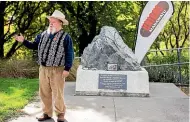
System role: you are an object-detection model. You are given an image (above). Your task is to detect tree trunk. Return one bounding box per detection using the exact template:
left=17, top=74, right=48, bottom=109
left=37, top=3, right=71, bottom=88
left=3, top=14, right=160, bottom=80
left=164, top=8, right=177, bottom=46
left=0, top=1, right=6, bottom=59
left=78, top=16, right=97, bottom=56
left=78, top=29, right=88, bottom=56
left=5, top=41, right=18, bottom=59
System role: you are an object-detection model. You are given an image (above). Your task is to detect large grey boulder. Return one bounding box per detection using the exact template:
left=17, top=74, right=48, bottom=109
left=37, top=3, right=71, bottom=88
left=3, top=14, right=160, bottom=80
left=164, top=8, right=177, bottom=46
left=81, top=26, right=141, bottom=71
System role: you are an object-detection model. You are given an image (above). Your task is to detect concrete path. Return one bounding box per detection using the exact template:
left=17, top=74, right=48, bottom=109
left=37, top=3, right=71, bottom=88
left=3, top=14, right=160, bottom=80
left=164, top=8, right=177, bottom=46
left=8, top=82, right=189, bottom=122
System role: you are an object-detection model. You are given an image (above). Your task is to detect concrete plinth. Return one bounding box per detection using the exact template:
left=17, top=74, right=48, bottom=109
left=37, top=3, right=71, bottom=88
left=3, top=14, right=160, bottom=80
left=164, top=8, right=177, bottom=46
left=75, top=65, right=149, bottom=97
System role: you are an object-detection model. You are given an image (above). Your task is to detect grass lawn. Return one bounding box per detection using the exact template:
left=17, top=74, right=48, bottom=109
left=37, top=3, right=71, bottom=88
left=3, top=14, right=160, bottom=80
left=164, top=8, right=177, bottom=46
left=0, top=78, right=38, bottom=122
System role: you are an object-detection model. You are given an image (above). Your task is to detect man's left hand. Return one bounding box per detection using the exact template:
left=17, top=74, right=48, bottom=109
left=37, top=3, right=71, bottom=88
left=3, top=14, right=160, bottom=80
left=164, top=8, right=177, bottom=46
left=62, top=70, right=69, bottom=78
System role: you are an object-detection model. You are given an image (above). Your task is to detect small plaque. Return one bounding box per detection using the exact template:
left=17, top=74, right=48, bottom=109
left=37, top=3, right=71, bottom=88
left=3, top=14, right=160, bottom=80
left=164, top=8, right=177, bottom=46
left=98, top=74, right=127, bottom=90
left=107, top=63, right=118, bottom=71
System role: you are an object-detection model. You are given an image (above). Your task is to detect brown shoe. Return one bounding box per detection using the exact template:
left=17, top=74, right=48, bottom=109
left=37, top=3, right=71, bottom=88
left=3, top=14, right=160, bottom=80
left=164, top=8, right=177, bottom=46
left=36, top=113, right=51, bottom=121
left=57, top=113, right=65, bottom=122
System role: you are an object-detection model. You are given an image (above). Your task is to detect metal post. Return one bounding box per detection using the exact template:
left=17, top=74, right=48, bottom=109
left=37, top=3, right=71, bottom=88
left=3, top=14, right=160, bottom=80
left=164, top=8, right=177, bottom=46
left=177, top=48, right=182, bottom=85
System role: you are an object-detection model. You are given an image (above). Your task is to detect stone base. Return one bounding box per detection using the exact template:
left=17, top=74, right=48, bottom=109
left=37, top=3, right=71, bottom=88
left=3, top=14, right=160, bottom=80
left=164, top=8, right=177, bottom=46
left=75, top=65, right=149, bottom=97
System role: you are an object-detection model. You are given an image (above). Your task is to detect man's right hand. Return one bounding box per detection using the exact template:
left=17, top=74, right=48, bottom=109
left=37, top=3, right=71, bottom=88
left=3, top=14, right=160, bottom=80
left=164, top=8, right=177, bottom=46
left=14, top=33, right=24, bottom=42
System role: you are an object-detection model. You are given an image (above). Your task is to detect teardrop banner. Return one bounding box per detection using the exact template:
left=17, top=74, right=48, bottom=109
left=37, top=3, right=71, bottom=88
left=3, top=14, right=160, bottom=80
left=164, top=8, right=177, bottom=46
left=135, top=1, right=174, bottom=64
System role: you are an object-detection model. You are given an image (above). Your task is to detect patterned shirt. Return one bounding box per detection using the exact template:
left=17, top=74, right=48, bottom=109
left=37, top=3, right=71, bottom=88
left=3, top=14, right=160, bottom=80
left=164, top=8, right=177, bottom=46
left=23, top=30, right=74, bottom=71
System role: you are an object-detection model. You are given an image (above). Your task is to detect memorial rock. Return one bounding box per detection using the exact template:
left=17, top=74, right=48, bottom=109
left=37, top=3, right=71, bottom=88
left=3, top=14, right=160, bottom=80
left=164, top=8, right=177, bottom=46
left=81, top=26, right=141, bottom=71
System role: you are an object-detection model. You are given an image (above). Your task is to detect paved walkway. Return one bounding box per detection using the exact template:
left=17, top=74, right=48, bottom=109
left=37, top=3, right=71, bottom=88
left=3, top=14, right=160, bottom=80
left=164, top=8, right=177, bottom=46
left=8, top=82, right=189, bottom=122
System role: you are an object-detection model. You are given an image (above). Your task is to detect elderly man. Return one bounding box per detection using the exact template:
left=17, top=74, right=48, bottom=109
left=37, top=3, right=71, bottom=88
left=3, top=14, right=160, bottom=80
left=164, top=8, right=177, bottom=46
left=14, top=10, right=74, bottom=122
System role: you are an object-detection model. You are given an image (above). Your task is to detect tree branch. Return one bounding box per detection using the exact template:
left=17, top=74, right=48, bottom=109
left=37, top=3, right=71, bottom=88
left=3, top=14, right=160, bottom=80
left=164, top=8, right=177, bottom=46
left=180, top=2, right=189, bottom=48
left=5, top=41, right=18, bottom=59
left=162, top=32, right=169, bottom=49
left=4, top=2, right=19, bottom=39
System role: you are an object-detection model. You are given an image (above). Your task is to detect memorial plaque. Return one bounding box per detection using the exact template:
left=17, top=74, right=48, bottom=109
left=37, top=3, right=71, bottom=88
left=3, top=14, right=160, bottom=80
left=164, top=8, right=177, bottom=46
left=98, top=74, right=127, bottom=90
left=107, top=63, right=118, bottom=71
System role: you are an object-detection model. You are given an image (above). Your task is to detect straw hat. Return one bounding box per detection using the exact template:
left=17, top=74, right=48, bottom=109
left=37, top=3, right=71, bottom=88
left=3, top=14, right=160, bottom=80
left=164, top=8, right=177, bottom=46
left=47, top=10, right=69, bottom=25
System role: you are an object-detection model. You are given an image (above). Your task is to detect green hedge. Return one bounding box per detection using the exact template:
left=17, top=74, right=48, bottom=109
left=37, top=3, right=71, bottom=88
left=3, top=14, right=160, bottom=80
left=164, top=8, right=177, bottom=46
left=145, top=52, right=189, bottom=85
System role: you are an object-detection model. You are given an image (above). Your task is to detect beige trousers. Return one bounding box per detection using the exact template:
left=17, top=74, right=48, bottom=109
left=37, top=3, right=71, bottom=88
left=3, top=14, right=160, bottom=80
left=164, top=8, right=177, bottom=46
left=39, top=65, right=66, bottom=117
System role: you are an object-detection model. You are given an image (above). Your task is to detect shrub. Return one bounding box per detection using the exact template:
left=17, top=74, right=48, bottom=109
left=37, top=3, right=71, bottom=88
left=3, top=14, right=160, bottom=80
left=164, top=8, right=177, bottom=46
left=0, top=59, right=38, bottom=78
left=145, top=53, right=189, bottom=85
left=0, top=59, right=79, bottom=81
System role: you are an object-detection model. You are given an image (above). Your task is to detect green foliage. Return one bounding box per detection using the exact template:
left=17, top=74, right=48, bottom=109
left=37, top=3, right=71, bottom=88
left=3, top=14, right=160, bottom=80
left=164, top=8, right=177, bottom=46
left=0, top=1, right=189, bottom=85
left=0, top=78, right=38, bottom=122
left=98, top=1, right=142, bottom=49
left=1, top=1, right=54, bottom=59
left=1, top=1, right=189, bottom=59
left=153, top=1, right=189, bottom=50
left=146, top=64, right=189, bottom=84
left=145, top=52, right=189, bottom=84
